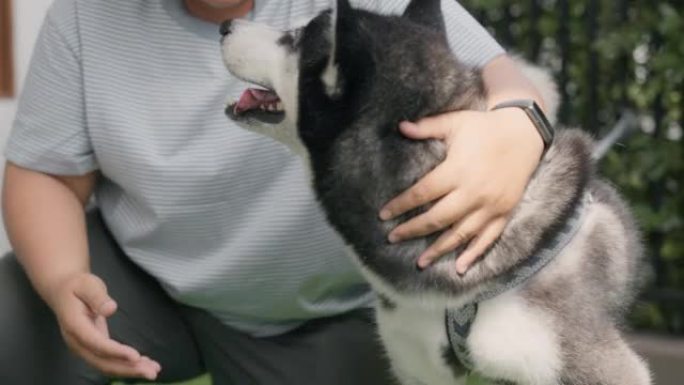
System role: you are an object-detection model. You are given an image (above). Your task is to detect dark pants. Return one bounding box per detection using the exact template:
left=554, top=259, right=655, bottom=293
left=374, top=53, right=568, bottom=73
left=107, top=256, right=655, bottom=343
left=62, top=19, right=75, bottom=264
left=0, top=211, right=394, bottom=385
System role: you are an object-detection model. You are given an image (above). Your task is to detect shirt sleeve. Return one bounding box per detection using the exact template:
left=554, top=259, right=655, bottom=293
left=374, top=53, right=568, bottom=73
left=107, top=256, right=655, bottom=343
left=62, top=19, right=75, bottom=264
left=351, top=0, right=505, bottom=68
left=4, top=0, right=98, bottom=175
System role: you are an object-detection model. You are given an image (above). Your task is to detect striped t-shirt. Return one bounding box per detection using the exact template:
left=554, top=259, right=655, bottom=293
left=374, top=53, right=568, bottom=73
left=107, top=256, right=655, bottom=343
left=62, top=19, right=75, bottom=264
left=6, top=0, right=504, bottom=336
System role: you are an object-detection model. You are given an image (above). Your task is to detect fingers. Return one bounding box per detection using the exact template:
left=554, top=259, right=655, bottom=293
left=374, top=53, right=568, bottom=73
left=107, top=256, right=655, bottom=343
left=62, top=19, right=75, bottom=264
left=415, top=211, right=489, bottom=269
left=63, top=310, right=140, bottom=362
left=398, top=112, right=467, bottom=141
left=55, top=273, right=162, bottom=380
left=454, top=217, right=508, bottom=274
left=67, top=333, right=160, bottom=380
left=64, top=274, right=140, bottom=362
left=388, top=190, right=476, bottom=243
left=73, top=274, right=117, bottom=316
left=62, top=308, right=161, bottom=380
left=380, top=162, right=457, bottom=221
left=381, top=112, right=473, bottom=220
left=94, top=313, right=110, bottom=337
left=416, top=214, right=508, bottom=273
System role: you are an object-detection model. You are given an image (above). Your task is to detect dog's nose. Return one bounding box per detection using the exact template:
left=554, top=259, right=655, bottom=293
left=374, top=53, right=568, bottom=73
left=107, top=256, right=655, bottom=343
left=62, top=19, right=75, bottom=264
left=220, top=20, right=233, bottom=37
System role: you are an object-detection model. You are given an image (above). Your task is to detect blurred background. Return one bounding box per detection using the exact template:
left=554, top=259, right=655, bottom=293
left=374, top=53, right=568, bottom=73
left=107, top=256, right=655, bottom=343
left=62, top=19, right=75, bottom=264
left=1, top=0, right=682, bottom=384
left=0, top=0, right=54, bottom=252
left=459, top=0, right=684, bottom=383
left=460, top=0, right=684, bottom=336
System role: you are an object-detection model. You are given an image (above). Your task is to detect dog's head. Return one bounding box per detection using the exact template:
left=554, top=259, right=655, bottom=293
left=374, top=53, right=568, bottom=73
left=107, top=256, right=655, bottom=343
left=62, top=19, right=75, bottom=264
left=221, top=0, right=474, bottom=156
left=221, top=0, right=493, bottom=299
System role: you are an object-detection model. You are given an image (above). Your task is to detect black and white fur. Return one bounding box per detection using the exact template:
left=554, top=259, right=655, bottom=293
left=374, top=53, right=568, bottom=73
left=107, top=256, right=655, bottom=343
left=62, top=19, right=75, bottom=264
left=220, top=1, right=651, bottom=383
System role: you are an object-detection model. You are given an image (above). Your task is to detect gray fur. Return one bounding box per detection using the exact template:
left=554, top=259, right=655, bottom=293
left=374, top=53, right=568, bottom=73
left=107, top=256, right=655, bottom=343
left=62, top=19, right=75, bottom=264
left=220, top=0, right=651, bottom=383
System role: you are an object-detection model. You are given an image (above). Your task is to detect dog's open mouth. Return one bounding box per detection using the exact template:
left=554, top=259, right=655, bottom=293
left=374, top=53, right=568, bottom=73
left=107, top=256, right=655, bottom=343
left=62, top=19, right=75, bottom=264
left=226, top=88, right=285, bottom=124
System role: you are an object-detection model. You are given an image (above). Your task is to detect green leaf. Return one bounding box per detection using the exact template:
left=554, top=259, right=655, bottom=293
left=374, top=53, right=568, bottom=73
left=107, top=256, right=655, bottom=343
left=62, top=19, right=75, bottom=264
left=466, top=372, right=494, bottom=385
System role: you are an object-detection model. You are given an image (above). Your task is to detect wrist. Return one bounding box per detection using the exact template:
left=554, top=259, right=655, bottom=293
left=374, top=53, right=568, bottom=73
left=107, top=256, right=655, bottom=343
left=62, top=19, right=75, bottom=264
left=40, top=271, right=89, bottom=309
left=491, top=108, right=545, bottom=157
left=491, top=97, right=555, bottom=158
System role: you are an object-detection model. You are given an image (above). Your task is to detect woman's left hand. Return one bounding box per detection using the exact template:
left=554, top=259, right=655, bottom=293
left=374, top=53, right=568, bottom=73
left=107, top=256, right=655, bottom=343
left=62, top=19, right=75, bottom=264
left=379, top=108, right=544, bottom=274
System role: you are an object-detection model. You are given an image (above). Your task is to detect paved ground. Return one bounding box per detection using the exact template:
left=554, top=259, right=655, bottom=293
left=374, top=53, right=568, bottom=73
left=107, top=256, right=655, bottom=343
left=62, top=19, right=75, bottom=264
left=631, top=333, right=684, bottom=385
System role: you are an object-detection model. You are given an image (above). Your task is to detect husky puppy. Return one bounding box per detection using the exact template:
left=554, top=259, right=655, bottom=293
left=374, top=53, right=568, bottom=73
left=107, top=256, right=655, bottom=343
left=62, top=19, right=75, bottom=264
left=220, top=0, right=651, bottom=383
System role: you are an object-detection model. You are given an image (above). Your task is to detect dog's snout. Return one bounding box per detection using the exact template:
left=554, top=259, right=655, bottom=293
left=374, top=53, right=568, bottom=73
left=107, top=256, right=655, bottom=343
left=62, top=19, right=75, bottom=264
left=220, top=20, right=233, bottom=37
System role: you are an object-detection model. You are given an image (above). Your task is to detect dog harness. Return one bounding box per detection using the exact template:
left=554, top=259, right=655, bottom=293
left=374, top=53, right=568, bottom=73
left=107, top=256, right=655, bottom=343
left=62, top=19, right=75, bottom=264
left=446, top=193, right=592, bottom=371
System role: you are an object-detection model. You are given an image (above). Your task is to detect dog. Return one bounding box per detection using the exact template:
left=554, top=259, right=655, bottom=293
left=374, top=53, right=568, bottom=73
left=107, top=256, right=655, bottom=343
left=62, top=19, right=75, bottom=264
left=220, top=0, right=651, bottom=383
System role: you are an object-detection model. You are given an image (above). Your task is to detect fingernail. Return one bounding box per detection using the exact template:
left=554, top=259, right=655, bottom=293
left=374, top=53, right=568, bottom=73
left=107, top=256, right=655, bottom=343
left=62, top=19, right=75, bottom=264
left=152, top=361, right=162, bottom=372
left=98, top=300, right=115, bottom=314
left=127, top=349, right=141, bottom=362
left=388, top=233, right=400, bottom=243
left=456, top=263, right=468, bottom=276
left=416, top=255, right=431, bottom=269
left=399, top=121, right=417, bottom=131
left=142, top=356, right=161, bottom=369
left=379, top=209, right=392, bottom=221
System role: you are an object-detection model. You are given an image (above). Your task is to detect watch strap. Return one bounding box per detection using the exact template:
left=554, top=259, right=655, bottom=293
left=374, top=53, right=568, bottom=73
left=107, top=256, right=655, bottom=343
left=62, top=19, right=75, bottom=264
left=492, top=99, right=555, bottom=153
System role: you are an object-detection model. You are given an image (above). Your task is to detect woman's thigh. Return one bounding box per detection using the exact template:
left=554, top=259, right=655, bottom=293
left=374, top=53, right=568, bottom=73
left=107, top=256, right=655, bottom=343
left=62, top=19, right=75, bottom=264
left=183, top=305, right=395, bottom=385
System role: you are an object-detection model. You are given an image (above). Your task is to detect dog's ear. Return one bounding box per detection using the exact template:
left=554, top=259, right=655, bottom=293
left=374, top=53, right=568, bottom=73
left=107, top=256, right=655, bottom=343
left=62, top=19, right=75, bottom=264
left=321, top=0, right=351, bottom=98
left=403, top=0, right=446, bottom=35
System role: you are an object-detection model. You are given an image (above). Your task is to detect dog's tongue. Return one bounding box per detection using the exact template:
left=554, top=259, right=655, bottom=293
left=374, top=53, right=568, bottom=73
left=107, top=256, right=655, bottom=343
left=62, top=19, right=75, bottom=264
left=235, top=88, right=279, bottom=114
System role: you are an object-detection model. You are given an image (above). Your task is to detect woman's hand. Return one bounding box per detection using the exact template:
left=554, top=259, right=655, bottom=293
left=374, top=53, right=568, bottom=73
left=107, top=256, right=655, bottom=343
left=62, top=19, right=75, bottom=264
left=379, top=107, right=544, bottom=274
left=47, top=273, right=161, bottom=380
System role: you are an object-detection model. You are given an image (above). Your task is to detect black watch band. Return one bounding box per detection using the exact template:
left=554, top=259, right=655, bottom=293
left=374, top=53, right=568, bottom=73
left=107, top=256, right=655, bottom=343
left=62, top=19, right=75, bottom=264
left=491, top=99, right=555, bottom=153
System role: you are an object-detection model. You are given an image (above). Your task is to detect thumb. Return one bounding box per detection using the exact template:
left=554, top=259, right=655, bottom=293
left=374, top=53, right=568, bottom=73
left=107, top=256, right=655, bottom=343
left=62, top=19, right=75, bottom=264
left=399, top=112, right=462, bottom=140
left=74, top=275, right=117, bottom=317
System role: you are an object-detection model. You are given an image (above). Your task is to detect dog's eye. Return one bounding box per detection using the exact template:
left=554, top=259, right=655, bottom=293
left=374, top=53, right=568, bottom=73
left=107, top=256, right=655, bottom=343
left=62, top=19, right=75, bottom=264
left=278, top=28, right=303, bottom=51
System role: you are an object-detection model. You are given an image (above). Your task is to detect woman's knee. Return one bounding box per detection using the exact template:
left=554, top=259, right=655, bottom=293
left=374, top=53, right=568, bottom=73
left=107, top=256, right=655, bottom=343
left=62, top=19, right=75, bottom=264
left=0, top=254, right=55, bottom=378
left=0, top=254, right=42, bottom=333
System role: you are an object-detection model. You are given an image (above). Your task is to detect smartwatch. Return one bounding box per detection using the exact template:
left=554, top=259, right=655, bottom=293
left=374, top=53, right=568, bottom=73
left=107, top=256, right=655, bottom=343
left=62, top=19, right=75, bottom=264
left=492, top=99, right=555, bottom=154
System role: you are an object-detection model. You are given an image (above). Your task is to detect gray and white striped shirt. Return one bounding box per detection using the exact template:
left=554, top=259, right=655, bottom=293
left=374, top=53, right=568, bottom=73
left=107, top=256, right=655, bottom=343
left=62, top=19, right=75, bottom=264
left=6, top=0, right=503, bottom=336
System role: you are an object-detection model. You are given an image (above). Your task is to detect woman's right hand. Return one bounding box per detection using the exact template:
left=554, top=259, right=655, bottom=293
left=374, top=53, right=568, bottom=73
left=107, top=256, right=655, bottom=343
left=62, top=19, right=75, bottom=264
left=47, top=273, right=161, bottom=380
left=2, top=165, right=159, bottom=378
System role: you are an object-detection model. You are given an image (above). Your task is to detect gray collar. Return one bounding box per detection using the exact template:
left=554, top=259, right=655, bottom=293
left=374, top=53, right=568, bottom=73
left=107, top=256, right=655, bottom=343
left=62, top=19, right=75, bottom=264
left=446, top=193, right=591, bottom=371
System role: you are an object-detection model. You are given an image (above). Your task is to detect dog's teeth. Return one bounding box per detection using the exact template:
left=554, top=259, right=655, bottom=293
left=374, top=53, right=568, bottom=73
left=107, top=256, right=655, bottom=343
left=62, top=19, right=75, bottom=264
left=268, top=104, right=276, bottom=111
left=275, top=102, right=283, bottom=111
left=260, top=105, right=267, bottom=110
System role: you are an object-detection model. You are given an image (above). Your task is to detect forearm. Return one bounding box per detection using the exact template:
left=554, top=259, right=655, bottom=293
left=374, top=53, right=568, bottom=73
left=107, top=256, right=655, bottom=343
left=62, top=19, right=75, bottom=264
left=2, top=162, right=95, bottom=308
left=428, top=1, right=544, bottom=109
left=481, top=55, right=546, bottom=155
left=482, top=54, right=546, bottom=110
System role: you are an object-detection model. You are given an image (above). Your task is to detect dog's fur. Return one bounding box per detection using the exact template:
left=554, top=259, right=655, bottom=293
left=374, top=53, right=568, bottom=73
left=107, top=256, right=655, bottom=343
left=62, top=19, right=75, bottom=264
left=220, top=1, right=651, bottom=383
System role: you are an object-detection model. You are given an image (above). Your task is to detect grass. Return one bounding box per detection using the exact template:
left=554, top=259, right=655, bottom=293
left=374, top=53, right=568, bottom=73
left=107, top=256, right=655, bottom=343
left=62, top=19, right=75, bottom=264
left=112, top=374, right=211, bottom=385
left=113, top=373, right=491, bottom=385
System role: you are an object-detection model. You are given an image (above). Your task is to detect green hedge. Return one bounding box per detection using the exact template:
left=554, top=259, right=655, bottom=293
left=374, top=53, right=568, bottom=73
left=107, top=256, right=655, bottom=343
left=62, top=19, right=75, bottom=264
left=461, top=0, right=684, bottom=333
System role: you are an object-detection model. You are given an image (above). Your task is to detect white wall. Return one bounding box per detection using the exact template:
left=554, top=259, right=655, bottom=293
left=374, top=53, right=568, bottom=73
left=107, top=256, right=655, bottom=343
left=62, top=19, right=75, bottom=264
left=0, top=0, right=54, bottom=253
